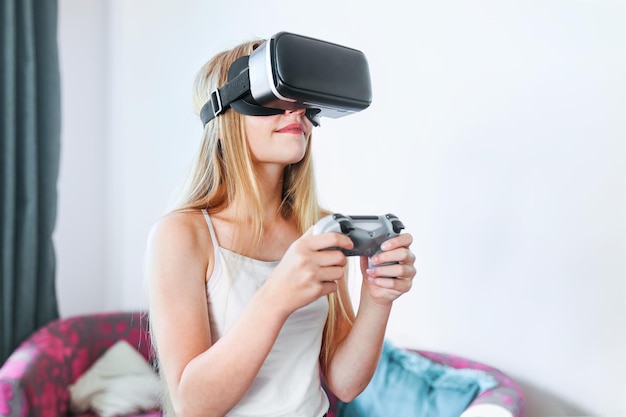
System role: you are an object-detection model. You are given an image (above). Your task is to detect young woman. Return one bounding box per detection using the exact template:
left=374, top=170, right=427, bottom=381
left=145, top=37, right=416, bottom=417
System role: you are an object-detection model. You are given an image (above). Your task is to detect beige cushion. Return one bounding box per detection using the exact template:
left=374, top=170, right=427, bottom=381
left=69, top=340, right=161, bottom=417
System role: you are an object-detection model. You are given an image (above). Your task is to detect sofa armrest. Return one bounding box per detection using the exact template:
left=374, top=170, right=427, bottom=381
left=0, top=330, right=73, bottom=417
left=417, top=350, right=525, bottom=417
left=0, top=311, right=151, bottom=417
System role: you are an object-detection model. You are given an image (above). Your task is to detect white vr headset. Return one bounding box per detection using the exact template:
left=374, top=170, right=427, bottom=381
left=200, top=32, right=372, bottom=127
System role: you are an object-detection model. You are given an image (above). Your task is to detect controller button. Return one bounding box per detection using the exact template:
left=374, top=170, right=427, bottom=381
left=391, top=220, right=405, bottom=234
left=339, top=220, right=354, bottom=234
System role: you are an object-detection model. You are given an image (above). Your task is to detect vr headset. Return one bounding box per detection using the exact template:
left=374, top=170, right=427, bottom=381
left=200, top=32, right=372, bottom=127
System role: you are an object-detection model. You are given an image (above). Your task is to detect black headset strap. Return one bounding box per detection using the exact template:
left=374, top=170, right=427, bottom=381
left=200, top=68, right=251, bottom=126
left=199, top=64, right=321, bottom=128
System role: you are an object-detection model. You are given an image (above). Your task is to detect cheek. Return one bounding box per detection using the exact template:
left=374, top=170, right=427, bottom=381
left=243, top=117, right=274, bottom=160
left=244, top=116, right=274, bottom=142
left=243, top=118, right=263, bottom=147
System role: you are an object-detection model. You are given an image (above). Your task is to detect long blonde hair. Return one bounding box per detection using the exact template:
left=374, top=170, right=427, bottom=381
left=172, top=38, right=354, bottom=375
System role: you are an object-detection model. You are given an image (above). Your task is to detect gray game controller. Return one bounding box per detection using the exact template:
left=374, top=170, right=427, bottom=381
left=312, top=213, right=405, bottom=257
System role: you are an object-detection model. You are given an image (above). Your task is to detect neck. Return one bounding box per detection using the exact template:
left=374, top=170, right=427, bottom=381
left=254, top=163, right=288, bottom=215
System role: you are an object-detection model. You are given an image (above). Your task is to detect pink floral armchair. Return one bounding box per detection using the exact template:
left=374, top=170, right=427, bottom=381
left=0, top=312, right=155, bottom=417
left=0, top=311, right=524, bottom=417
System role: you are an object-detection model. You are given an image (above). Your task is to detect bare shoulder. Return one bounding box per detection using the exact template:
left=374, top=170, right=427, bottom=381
left=146, top=211, right=214, bottom=363
left=146, top=209, right=213, bottom=277
left=148, top=210, right=209, bottom=249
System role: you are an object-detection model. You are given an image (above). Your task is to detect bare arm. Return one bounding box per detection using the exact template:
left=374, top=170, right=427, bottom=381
left=146, top=213, right=289, bottom=417
left=146, top=216, right=353, bottom=417
left=324, top=233, right=416, bottom=401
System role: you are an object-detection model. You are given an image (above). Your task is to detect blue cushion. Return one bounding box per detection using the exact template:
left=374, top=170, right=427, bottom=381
left=337, top=341, right=497, bottom=417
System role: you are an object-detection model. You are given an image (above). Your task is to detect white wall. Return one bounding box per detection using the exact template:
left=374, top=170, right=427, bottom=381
left=55, top=1, right=625, bottom=416
left=56, top=0, right=109, bottom=314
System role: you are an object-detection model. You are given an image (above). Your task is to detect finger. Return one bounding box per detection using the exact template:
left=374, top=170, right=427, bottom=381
left=317, top=250, right=349, bottom=268
left=309, top=232, right=354, bottom=252
left=370, top=248, right=415, bottom=267
left=368, top=275, right=413, bottom=292
left=367, top=263, right=402, bottom=279
left=367, top=263, right=416, bottom=280
left=319, top=280, right=339, bottom=296
left=319, top=265, right=346, bottom=282
left=380, top=233, right=413, bottom=251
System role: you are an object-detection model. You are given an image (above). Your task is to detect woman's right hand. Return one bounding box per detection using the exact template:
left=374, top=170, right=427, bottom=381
left=263, top=227, right=354, bottom=316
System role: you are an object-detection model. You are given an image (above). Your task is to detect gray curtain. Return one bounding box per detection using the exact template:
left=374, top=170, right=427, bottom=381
left=0, top=0, right=61, bottom=363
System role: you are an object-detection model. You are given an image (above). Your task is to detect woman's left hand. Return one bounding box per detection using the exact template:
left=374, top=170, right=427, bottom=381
left=360, top=233, right=416, bottom=305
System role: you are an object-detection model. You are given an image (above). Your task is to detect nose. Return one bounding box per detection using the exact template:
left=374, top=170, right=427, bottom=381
left=285, top=108, right=307, bottom=116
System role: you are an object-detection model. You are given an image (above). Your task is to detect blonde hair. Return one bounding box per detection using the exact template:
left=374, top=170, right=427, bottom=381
left=153, top=40, right=354, bottom=414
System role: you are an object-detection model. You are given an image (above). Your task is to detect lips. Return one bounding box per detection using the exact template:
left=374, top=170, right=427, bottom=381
left=276, top=123, right=305, bottom=134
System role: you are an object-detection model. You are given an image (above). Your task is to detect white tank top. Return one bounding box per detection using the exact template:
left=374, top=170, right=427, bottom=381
left=202, top=210, right=330, bottom=417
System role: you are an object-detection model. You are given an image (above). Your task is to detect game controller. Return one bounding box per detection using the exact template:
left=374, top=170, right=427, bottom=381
left=312, top=213, right=405, bottom=257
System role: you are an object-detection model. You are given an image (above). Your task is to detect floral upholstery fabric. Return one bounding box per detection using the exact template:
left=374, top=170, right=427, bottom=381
left=0, top=312, right=524, bottom=417
left=0, top=312, right=152, bottom=417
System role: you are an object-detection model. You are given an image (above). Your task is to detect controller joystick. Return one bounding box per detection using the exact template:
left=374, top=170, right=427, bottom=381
left=312, top=213, right=405, bottom=258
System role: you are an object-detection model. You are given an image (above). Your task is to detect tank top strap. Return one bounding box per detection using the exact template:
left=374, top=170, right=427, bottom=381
left=201, top=209, right=220, bottom=253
